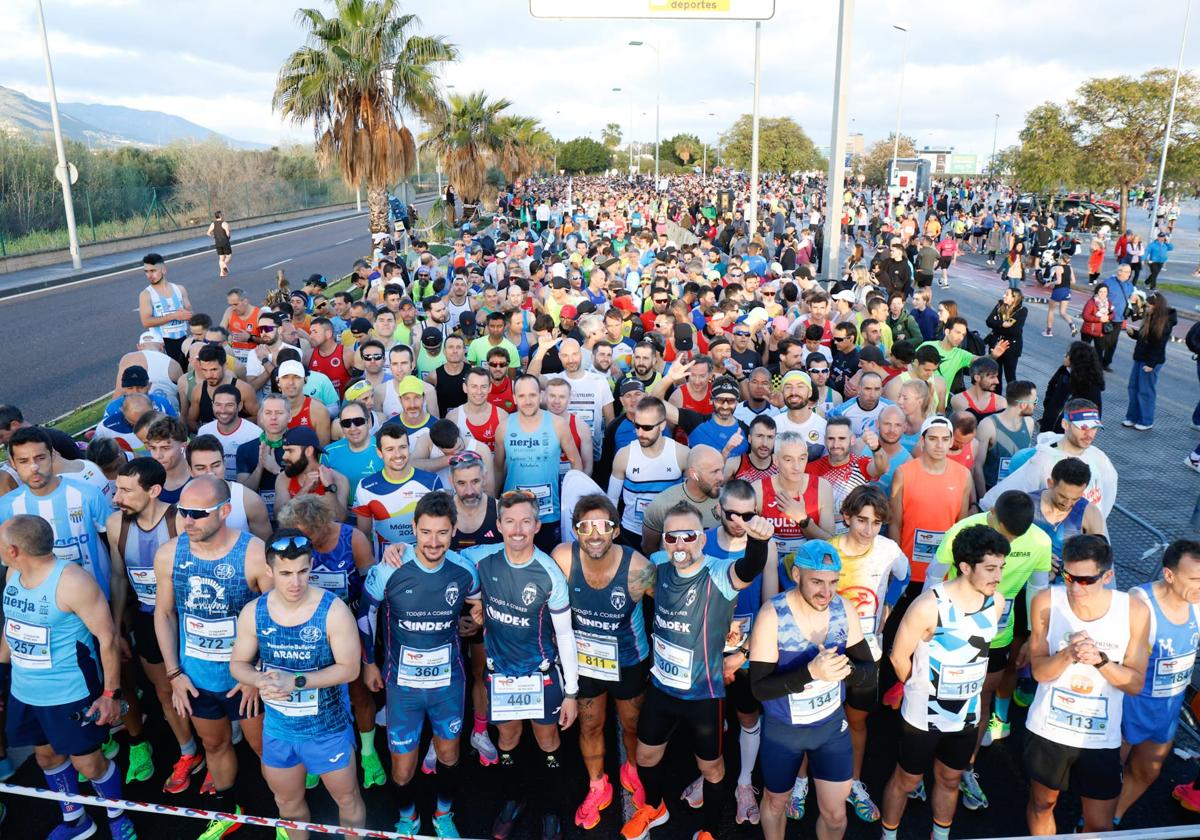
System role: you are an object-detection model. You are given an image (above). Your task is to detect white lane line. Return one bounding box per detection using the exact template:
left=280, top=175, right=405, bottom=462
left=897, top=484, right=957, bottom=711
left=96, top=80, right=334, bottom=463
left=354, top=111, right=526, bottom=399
left=336, top=238, right=355, bottom=245
left=261, top=258, right=292, bottom=270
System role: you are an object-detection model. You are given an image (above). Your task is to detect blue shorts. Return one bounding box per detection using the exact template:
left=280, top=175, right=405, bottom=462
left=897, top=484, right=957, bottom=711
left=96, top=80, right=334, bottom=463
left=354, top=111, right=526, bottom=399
left=386, top=681, right=465, bottom=755
left=487, top=666, right=564, bottom=727
left=1122, top=693, right=1184, bottom=745
left=6, top=694, right=106, bottom=757
left=263, top=726, right=356, bottom=773
left=191, top=685, right=256, bottom=721
left=761, top=712, right=853, bottom=793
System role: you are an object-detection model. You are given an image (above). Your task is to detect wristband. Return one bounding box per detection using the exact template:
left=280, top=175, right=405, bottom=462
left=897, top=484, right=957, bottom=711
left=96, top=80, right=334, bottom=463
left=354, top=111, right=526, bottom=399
left=1093, top=652, right=1110, bottom=669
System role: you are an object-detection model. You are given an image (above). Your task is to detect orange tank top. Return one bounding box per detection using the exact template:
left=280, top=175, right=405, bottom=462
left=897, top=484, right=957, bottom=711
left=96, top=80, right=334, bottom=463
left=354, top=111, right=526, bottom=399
left=228, top=306, right=261, bottom=350
left=897, top=459, right=971, bottom=582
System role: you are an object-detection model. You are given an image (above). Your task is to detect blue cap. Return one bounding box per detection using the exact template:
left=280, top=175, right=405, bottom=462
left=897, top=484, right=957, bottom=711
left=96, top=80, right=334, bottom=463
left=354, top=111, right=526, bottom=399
left=791, top=540, right=841, bottom=573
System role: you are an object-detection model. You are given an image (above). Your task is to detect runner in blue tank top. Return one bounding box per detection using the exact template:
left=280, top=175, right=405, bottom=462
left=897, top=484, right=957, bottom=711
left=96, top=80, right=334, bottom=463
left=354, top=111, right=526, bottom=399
left=152, top=476, right=272, bottom=839
left=359, top=492, right=479, bottom=838
left=750, top=540, right=876, bottom=840
left=1115, top=540, right=1200, bottom=826
left=1028, top=458, right=1106, bottom=580
left=550, top=493, right=656, bottom=829
left=230, top=529, right=365, bottom=839
left=277, top=492, right=383, bottom=788
left=462, top=489, right=581, bottom=840
left=621, top=500, right=773, bottom=840
left=1, top=514, right=137, bottom=840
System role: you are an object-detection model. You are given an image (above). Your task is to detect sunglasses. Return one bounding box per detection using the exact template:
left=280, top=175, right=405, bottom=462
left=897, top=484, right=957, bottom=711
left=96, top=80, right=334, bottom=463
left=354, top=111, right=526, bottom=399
left=361, top=353, right=383, bottom=362
left=178, top=501, right=227, bottom=520
left=808, top=368, right=829, bottom=375
left=488, top=361, right=508, bottom=369
left=1063, top=571, right=1106, bottom=587
left=733, top=331, right=751, bottom=337
left=339, top=416, right=368, bottom=429
left=448, top=451, right=483, bottom=466
left=500, top=489, right=536, bottom=503
left=575, top=519, right=616, bottom=537
left=270, top=534, right=312, bottom=552
left=722, top=509, right=755, bottom=523
left=258, top=325, right=277, bottom=333
left=653, top=298, right=669, bottom=305
left=663, top=530, right=701, bottom=544
left=633, top=421, right=662, bottom=431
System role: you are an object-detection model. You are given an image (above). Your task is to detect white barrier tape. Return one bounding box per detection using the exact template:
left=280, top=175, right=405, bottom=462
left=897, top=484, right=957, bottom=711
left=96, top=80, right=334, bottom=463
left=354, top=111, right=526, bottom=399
left=0, top=782, right=474, bottom=839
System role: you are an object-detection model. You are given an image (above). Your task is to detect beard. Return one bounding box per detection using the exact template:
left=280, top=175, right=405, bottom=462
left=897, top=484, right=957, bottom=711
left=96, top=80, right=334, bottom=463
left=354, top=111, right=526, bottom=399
left=283, top=453, right=309, bottom=478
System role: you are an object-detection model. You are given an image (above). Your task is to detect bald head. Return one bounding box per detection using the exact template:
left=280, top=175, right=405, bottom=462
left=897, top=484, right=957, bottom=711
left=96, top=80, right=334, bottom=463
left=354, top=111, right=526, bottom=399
left=180, top=474, right=230, bottom=508
left=122, top=392, right=153, bottom=423
left=686, top=444, right=727, bottom=500
left=0, top=514, right=55, bottom=561
left=558, top=338, right=582, bottom=372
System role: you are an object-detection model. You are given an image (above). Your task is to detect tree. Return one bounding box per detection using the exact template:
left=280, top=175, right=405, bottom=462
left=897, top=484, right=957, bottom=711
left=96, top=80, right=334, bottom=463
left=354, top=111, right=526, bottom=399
left=601, top=122, right=622, bottom=150
left=1009, top=104, right=1081, bottom=197
left=422, top=91, right=513, bottom=207
left=273, top=0, right=458, bottom=233
left=497, top=116, right=556, bottom=181
left=668, top=132, right=702, bottom=166
left=852, top=133, right=917, bottom=187
left=719, top=116, right=826, bottom=174
left=556, top=137, right=612, bottom=173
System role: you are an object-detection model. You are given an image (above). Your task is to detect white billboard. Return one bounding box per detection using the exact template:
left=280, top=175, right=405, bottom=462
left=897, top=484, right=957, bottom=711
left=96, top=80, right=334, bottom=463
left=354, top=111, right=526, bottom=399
left=530, top=0, right=775, bottom=20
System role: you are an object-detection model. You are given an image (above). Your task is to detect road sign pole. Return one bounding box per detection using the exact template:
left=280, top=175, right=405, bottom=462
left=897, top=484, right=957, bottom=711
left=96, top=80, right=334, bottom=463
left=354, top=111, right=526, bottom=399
left=36, top=0, right=81, bottom=269
left=823, top=0, right=855, bottom=283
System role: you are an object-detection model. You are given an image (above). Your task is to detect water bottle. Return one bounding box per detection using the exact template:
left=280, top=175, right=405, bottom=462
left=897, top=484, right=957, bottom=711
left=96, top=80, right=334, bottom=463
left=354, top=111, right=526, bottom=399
left=70, top=701, right=130, bottom=725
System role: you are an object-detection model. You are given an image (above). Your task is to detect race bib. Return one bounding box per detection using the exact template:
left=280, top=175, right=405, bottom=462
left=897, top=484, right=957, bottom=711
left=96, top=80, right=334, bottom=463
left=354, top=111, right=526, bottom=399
left=262, top=671, right=319, bottom=717
left=128, top=568, right=158, bottom=607
left=396, top=644, right=452, bottom=689
left=651, top=636, right=694, bottom=692
left=936, top=660, right=987, bottom=700
left=183, top=616, right=236, bottom=662
left=53, top=542, right=84, bottom=566
left=998, top=599, right=1014, bottom=633
left=788, top=680, right=840, bottom=725
left=998, top=457, right=1012, bottom=481
left=309, top=570, right=349, bottom=598
left=859, top=615, right=882, bottom=660
left=490, top=674, right=545, bottom=721
left=576, top=632, right=620, bottom=682
left=913, top=529, right=944, bottom=566
left=1153, top=652, right=1196, bottom=698
left=5, top=619, right=51, bottom=670
left=523, top=484, right=553, bottom=518
left=1047, top=686, right=1109, bottom=735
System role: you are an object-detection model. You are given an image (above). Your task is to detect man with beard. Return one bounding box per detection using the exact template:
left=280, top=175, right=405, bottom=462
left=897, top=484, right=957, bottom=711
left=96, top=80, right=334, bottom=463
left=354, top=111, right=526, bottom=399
left=828, top=372, right=890, bottom=436
left=379, top=345, right=441, bottom=421
left=187, top=436, right=273, bottom=541
left=144, top=416, right=191, bottom=505
left=278, top=360, right=332, bottom=447
left=307, top=317, right=354, bottom=397
left=619, top=502, right=773, bottom=840
left=878, top=526, right=1009, bottom=840
left=688, top=377, right=750, bottom=458
left=735, top=367, right=775, bottom=426
left=551, top=494, right=656, bottom=830
left=353, top=424, right=443, bottom=558
left=235, top=394, right=289, bottom=521
left=830, top=324, right=860, bottom=397
left=187, top=344, right=259, bottom=432
left=806, top=417, right=889, bottom=518
left=975, top=381, right=1037, bottom=493
left=198, top=384, right=262, bottom=480
left=274, top=426, right=348, bottom=520
left=949, top=357, right=1007, bottom=423
left=611, top=396, right=688, bottom=551
left=730, top=414, right=779, bottom=482
left=638, top=444, right=726, bottom=556
left=772, top=371, right=827, bottom=460
left=468, top=311, right=521, bottom=369
left=625, top=341, right=664, bottom=393
left=751, top=539, right=876, bottom=840
left=558, top=339, right=614, bottom=463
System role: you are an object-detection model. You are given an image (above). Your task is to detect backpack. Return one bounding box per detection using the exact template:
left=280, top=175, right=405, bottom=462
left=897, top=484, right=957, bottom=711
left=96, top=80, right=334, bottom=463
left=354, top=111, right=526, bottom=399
left=1186, top=320, right=1200, bottom=357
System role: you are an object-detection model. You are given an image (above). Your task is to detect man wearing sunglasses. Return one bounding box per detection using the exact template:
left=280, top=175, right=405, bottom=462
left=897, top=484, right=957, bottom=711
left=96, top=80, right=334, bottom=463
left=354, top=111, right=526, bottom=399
left=321, top=401, right=383, bottom=509
left=548, top=494, right=656, bottom=830
left=610, top=394, right=688, bottom=552
left=186, top=436, right=273, bottom=543
left=621, top=501, right=774, bottom=840
left=1024, top=535, right=1150, bottom=835
left=152, top=476, right=272, bottom=839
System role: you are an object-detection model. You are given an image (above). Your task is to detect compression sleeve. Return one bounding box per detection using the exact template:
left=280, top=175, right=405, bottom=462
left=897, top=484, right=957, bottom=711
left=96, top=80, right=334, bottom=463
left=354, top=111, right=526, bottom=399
left=885, top=568, right=910, bottom=606
left=749, top=659, right=812, bottom=701
left=733, top=536, right=769, bottom=586
left=607, top=474, right=622, bottom=502
left=551, top=607, right=580, bottom=695
left=844, top=639, right=878, bottom=690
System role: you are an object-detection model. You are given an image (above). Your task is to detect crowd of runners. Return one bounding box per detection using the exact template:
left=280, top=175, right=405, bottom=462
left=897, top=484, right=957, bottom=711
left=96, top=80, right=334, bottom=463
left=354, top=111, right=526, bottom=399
left=0, top=171, right=1196, bottom=840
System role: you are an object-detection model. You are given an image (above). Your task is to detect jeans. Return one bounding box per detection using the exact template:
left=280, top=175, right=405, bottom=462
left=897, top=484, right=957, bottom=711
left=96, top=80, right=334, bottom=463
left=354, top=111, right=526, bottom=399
left=1125, top=360, right=1162, bottom=427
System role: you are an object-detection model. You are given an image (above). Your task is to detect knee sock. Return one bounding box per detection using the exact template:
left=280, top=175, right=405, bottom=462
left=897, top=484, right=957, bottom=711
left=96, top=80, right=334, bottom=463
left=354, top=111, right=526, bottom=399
left=435, top=760, right=460, bottom=814
left=213, top=786, right=236, bottom=816
left=639, top=760, right=665, bottom=809
left=540, top=749, right=572, bottom=821
left=737, top=722, right=760, bottom=787
left=43, top=759, right=84, bottom=823
left=498, top=744, right=521, bottom=802
left=473, top=713, right=488, bottom=735
left=700, top=777, right=725, bottom=833
left=90, top=759, right=126, bottom=819
left=359, top=729, right=377, bottom=757
left=932, top=818, right=951, bottom=840
left=396, top=777, right=416, bottom=820
left=881, top=823, right=898, bottom=840
left=994, top=696, right=1011, bottom=723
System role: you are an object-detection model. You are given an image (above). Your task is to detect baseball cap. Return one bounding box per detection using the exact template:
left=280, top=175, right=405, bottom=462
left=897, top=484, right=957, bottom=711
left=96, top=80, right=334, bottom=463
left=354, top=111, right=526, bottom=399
left=613, top=296, right=638, bottom=314
left=277, top=360, right=307, bottom=380
left=120, top=366, right=149, bottom=388
left=349, top=317, right=373, bottom=335
left=673, top=324, right=694, bottom=352
left=712, top=377, right=741, bottom=400
left=619, top=378, right=646, bottom=396
left=551, top=277, right=570, bottom=290
left=791, top=540, right=842, bottom=573
left=919, top=415, right=953, bottom=436
left=560, top=305, right=578, bottom=321
left=458, top=311, right=478, bottom=338
left=344, top=380, right=373, bottom=401
left=398, top=297, right=417, bottom=309
left=421, top=327, right=444, bottom=347
left=832, top=290, right=856, bottom=303
left=305, top=273, right=328, bottom=288
left=138, top=331, right=162, bottom=345
left=858, top=345, right=886, bottom=365
left=397, top=375, right=425, bottom=397
left=771, top=316, right=791, bottom=333
left=282, top=426, right=322, bottom=453
left=1065, top=407, right=1103, bottom=429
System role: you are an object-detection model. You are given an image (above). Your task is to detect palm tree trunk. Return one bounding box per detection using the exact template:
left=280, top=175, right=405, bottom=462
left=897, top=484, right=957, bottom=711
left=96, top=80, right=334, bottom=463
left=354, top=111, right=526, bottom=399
left=367, top=186, right=390, bottom=234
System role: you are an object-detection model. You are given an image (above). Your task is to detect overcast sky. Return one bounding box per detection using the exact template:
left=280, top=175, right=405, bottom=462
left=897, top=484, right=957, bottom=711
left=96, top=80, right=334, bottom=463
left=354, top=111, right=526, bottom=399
left=0, top=0, right=1192, bottom=163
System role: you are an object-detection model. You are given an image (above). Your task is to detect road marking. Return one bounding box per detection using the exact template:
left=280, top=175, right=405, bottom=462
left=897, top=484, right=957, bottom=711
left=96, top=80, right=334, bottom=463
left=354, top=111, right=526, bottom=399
left=261, top=258, right=292, bottom=269
left=336, top=238, right=355, bottom=245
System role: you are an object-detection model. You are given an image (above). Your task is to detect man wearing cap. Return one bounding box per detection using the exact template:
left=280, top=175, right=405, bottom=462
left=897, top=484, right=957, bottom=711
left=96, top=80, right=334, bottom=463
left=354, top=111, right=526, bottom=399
left=106, top=364, right=178, bottom=420
left=277, top=359, right=332, bottom=447
left=274, top=426, right=348, bottom=519
left=686, top=376, right=751, bottom=459
left=138, top=253, right=193, bottom=366
left=384, top=375, right=436, bottom=442
left=417, top=325, right=448, bottom=379
left=981, top=399, right=1118, bottom=521
left=116, top=332, right=182, bottom=412
left=1144, top=231, right=1173, bottom=290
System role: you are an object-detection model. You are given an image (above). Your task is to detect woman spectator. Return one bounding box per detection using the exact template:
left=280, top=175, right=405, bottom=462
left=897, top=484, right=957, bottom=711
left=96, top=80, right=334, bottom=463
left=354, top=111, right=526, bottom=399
left=1044, top=252, right=1079, bottom=338
left=985, top=287, right=1027, bottom=388
left=844, top=243, right=865, bottom=280
left=1128, top=235, right=1145, bottom=284
left=850, top=265, right=879, bottom=308
left=1002, top=240, right=1027, bottom=290
left=934, top=299, right=959, bottom=342
left=1040, top=341, right=1106, bottom=433
left=1087, top=236, right=1105, bottom=284
left=1080, top=284, right=1118, bottom=362
left=985, top=221, right=1008, bottom=267
left=1123, top=291, right=1177, bottom=431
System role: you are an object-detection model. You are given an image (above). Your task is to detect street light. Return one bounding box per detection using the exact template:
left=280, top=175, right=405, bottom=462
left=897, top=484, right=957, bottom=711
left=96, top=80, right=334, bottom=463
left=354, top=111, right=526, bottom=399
left=613, top=87, right=635, bottom=175
left=990, top=113, right=1000, bottom=178
left=1149, top=0, right=1193, bottom=238
left=889, top=23, right=910, bottom=201
left=703, top=112, right=717, bottom=174
left=628, top=40, right=660, bottom=181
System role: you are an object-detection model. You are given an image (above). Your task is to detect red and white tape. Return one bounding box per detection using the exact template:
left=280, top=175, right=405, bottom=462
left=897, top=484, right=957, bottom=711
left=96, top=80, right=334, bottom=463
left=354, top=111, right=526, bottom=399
left=0, top=782, right=473, bottom=839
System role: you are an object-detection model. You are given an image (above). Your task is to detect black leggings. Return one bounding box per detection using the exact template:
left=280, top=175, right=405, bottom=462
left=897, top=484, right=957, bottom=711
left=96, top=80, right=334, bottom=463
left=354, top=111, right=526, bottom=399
left=998, top=350, right=1020, bottom=390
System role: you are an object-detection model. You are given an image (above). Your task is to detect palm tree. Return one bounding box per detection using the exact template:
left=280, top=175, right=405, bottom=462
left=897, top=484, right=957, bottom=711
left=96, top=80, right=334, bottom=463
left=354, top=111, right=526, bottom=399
left=602, top=122, right=622, bottom=150
left=423, top=90, right=512, bottom=208
left=498, top=116, right=556, bottom=182
left=273, top=0, right=457, bottom=234
left=673, top=135, right=698, bottom=165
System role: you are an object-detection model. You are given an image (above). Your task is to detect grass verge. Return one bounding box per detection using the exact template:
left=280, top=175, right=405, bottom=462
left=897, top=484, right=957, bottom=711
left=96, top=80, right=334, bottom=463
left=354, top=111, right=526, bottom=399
left=1156, top=282, right=1200, bottom=300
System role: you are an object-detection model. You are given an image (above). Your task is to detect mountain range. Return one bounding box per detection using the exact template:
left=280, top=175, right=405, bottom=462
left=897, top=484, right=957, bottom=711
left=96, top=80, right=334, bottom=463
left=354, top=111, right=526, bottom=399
left=0, top=84, right=267, bottom=150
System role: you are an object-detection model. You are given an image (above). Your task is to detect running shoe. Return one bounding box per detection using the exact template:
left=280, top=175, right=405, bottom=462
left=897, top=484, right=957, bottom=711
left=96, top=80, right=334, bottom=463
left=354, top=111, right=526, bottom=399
left=492, top=799, right=524, bottom=840
left=196, top=805, right=241, bottom=839
left=734, top=783, right=760, bottom=825
left=432, top=811, right=461, bottom=839
left=1042, top=330, right=1054, bottom=337
left=126, top=741, right=154, bottom=783
left=471, top=729, right=499, bottom=766
left=305, top=773, right=319, bottom=790
left=1185, top=455, right=1200, bottom=474
left=542, top=813, right=562, bottom=840
left=681, top=775, right=704, bottom=808
left=361, top=750, right=386, bottom=789
left=574, top=775, right=613, bottom=829
left=620, top=802, right=668, bottom=840
left=1069, top=322, right=1078, bottom=337
left=1175, top=782, right=1200, bottom=813
left=1122, top=420, right=1136, bottom=428
left=1135, top=424, right=1154, bottom=431
left=982, top=713, right=1011, bottom=746
left=848, top=779, right=880, bottom=822
left=422, top=741, right=439, bottom=775
left=162, top=754, right=206, bottom=794
left=908, top=779, right=927, bottom=801
left=395, top=813, right=421, bottom=837
left=959, top=768, right=989, bottom=810
left=786, top=775, right=808, bottom=820
left=48, top=816, right=97, bottom=840
left=102, top=737, right=119, bottom=760
left=620, top=761, right=646, bottom=808
left=200, top=771, right=216, bottom=795
left=109, top=814, right=138, bottom=840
